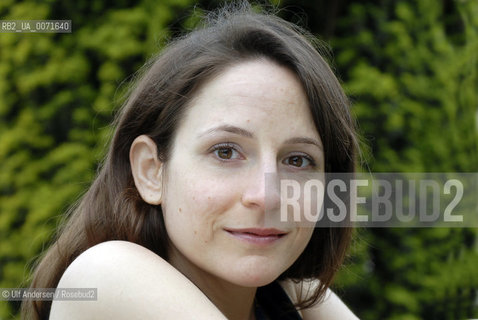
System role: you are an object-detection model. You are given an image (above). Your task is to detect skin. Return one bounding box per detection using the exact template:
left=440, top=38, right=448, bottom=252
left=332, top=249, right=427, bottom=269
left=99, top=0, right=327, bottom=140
left=50, top=59, right=358, bottom=320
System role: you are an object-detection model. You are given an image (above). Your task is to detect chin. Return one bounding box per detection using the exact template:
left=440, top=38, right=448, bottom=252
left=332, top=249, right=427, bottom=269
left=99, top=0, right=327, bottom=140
left=228, top=274, right=278, bottom=288
left=222, top=259, right=287, bottom=287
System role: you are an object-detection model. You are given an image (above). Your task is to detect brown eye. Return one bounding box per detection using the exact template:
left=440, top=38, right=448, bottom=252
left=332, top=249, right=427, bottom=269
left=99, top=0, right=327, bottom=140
left=287, top=156, right=304, bottom=167
left=283, top=155, right=314, bottom=168
left=212, top=144, right=241, bottom=161
left=217, top=148, right=233, bottom=159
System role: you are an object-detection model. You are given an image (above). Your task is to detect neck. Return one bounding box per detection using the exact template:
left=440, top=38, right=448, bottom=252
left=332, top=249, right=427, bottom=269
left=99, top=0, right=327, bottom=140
left=199, top=278, right=257, bottom=320
left=169, top=251, right=257, bottom=320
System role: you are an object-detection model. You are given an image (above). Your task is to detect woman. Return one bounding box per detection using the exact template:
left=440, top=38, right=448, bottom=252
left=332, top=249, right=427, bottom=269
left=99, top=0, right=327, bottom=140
left=22, top=3, right=358, bottom=319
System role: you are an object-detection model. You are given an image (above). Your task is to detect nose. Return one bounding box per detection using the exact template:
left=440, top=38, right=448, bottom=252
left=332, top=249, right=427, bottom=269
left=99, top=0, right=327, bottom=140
left=241, top=160, right=281, bottom=213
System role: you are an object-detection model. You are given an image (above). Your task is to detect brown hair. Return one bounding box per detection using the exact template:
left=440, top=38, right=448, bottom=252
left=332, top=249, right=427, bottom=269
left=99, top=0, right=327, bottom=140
left=22, top=3, right=357, bottom=319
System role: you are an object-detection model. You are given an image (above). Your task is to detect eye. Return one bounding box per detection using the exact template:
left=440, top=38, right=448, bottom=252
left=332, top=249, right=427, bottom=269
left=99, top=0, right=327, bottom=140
left=211, top=143, right=243, bottom=161
left=283, top=154, right=315, bottom=168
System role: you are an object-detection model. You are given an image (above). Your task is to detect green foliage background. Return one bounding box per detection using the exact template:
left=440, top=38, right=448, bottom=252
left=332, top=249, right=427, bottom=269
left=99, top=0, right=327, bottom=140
left=1, top=0, right=477, bottom=319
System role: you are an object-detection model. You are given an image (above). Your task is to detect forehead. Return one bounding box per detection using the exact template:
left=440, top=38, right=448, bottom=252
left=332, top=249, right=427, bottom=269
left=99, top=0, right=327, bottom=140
left=197, top=60, right=306, bottom=109
left=179, top=59, right=319, bottom=139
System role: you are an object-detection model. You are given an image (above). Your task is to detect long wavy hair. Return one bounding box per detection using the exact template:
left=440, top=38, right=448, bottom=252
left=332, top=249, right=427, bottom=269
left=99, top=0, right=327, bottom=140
left=22, top=3, right=358, bottom=319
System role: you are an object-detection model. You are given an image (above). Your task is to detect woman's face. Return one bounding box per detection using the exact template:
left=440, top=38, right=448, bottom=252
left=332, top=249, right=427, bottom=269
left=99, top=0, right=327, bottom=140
left=161, top=59, right=324, bottom=287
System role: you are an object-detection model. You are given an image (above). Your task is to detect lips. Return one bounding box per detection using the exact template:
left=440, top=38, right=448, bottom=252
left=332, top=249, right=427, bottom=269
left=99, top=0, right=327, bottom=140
left=225, top=228, right=287, bottom=236
left=224, top=228, right=288, bottom=245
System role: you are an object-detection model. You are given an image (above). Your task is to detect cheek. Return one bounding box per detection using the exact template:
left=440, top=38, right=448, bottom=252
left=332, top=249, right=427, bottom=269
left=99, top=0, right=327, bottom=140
left=161, top=170, right=240, bottom=241
left=299, top=227, right=315, bottom=245
left=289, top=227, right=315, bottom=259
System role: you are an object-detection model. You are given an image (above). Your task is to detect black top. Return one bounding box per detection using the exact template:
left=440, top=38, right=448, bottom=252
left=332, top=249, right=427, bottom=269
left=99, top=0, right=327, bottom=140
left=254, top=281, right=303, bottom=320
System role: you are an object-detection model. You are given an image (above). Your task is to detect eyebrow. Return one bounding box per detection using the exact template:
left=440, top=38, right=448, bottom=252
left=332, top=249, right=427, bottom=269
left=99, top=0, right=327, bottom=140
left=198, top=125, right=254, bottom=139
left=198, top=124, right=323, bottom=150
left=284, top=137, right=323, bottom=151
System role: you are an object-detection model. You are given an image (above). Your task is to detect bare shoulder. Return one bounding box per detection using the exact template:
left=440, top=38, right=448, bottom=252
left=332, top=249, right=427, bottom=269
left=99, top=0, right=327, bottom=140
left=279, top=279, right=359, bottom=320
left=58, top=240, right=162, bottom=272
left=57, top=240, right=169, bottom=277
left=50, top=240, right=226, bottom=320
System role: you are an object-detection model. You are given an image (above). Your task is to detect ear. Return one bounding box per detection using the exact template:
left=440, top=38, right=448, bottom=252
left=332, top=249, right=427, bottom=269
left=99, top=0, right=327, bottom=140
left=130, top=135, right=163, bottom=205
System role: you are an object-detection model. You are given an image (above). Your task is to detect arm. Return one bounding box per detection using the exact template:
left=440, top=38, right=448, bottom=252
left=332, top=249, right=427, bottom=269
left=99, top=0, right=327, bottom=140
left=49, top=240, right=227, bottom=320
left=280, top=280, right=359, bottom=320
